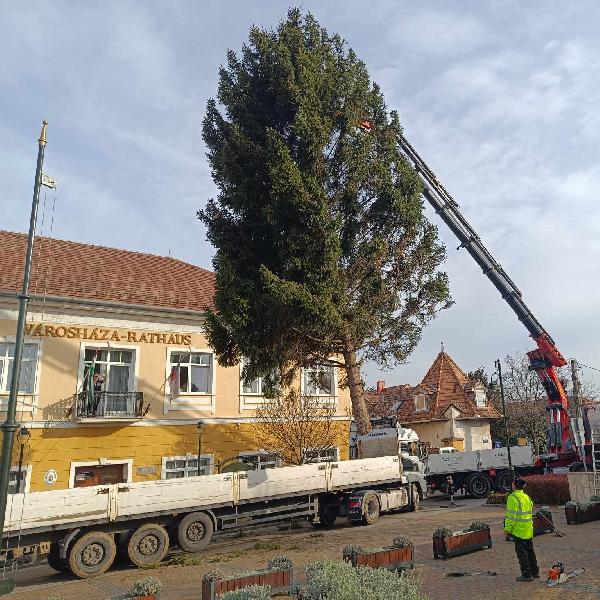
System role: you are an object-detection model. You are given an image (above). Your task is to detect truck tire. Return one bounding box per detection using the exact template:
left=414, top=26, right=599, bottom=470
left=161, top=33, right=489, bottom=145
left=409, top=484, right=420, bottom=512
left=466, top=473, right=492, bottom=499
left=495, top=470, right=512, bottom=493
left=177, top=512, right=214, bottom=552
left=361, top=492, right=380, bottom=525
left=127, top=523, right=169, bottom=567
left=47, top=545, right=69, bottom=574
left=67, top=531, right=116, bottom=578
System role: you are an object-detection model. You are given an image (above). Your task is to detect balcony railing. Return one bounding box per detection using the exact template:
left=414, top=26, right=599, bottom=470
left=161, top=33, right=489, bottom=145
left=75, top=391, right=144, bottom=420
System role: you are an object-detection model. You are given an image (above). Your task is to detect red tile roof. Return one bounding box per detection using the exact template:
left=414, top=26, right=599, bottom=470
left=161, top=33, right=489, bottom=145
left=367, top=352, right=501, bottom=423
left=0, top=230, right=215, bottom=312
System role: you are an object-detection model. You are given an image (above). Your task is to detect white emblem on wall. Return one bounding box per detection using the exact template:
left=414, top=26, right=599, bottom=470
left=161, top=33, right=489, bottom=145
left=44, top=469, right=57, bottom=487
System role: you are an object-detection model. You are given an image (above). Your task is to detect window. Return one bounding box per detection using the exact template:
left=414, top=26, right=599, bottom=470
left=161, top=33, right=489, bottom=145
left=239, top=452, right=281, bottom=470
left=162, top=455, right=212, bottom=479
left=240, top=358, right=279, bottom=397
left=414, top=393, right=427, bottom=412
left=303, top=448, right=339, bottom=463
left=0, top=343, right=39, bottom=394
left=170, top=352, right=213, bottom=394
left=475, top=388, right=487, bottom=407
left=83, top=348, right=134, bottom=393
left=241, top=357, right=262, bottom=395
left=303, top=366, right=335, bottom=396
left=8, top=467, right=28, bottom=494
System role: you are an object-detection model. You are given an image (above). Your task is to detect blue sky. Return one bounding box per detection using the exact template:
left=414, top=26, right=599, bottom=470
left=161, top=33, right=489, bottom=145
left=2, top=1, right=600, bottom=387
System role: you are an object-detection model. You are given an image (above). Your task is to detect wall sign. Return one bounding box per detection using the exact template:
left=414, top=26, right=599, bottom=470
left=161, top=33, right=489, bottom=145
left=44, top=469, right=57, bottom=486
left=24, top=323, right=191, bottom=345
left=136, top=466, right=158, bottom=475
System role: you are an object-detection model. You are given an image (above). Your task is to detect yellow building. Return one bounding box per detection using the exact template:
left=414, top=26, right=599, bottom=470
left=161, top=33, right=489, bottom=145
left=0, top=231, right=351, bottom=492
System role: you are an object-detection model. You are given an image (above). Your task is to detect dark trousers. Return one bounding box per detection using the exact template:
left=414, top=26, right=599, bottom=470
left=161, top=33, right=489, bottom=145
left=514, top=537, right=538, bottom=577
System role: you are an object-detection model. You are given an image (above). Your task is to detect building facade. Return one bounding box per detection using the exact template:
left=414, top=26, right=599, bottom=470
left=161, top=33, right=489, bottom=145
left=0, top=231, right=350, bottom=493
left=365, top=351, right=500, bottom=452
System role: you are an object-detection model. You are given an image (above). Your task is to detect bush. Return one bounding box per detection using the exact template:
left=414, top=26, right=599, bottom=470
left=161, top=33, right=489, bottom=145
left=392, top=536, right=413, bottom=549
left=432, top=527, right=452, bottom=538
left=218, top=585, right=272, bottom=600
left=267, top=555, right=293, bottom=570
left=130, top=576, right=162, bottom=596
left=467, top=521, right=489, bottom=532
left=522, top=475, right=570, bottom=505
left=299, top=560, right=427, bottom=600
left=566, top=498, right=600, bottom=512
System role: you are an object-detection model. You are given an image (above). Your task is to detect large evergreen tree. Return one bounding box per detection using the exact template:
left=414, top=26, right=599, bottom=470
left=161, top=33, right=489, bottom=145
left=200, top=9, right=451, bottom=434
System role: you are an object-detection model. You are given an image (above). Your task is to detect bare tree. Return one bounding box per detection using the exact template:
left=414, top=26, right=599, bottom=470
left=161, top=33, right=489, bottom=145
left=252, top=390, right=342, bottom=465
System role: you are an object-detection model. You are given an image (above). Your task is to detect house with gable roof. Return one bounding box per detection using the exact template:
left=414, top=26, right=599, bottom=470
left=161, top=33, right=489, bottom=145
left=366, top=351, right=501, bottom=452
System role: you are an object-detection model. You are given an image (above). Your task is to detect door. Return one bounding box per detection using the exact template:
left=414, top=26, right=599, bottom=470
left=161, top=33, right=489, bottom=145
left=74, top=464, right=126, bottom=488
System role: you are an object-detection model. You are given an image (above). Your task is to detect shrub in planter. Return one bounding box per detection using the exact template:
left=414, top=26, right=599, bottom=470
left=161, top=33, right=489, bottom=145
left=343, top=538, right=414, bottom=571
left=218, top=585, right=272, bottom=600
left=126, top=576, right=162, bottom=600
left=298, top=560, right=427, bottom=600
left=202, top=560, right=293, bottom=600
left=565, top=498, right=600, bottom=524
left=467, top=521, right=489, bottom=532
left=522, top=475, right=570, bottom=504
left=433, top=523, right=492, bottom=559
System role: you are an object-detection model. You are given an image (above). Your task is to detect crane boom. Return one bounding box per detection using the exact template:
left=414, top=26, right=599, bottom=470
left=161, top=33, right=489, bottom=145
left=398, top=134, right=572, bottom=455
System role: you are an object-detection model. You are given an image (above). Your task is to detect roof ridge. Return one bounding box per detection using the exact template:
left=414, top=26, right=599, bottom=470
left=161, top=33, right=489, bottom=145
left=0, top=230, right=212, bottom=275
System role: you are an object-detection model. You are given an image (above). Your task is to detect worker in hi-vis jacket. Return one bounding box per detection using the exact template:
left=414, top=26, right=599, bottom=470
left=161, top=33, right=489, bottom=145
left=504, top=478, right=539, bottom=581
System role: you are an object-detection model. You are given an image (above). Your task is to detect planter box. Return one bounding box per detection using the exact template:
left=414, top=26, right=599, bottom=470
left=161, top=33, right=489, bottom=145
left=565, top=503, right=600, bottom=524
left=433, top=528, right=492, bottom=559
left=202, top=567, right=293, bottom=600
left=343, top=545, right=414, bottom=571
left=505, top=512, right=554, bottom=540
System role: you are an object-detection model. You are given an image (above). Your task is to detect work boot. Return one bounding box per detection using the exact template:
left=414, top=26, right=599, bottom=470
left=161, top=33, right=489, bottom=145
left=516, top=576, right=533, bottom=582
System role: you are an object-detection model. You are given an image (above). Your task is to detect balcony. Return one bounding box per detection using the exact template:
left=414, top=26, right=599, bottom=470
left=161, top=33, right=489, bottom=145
left=75, top=391, right=144, bottom=422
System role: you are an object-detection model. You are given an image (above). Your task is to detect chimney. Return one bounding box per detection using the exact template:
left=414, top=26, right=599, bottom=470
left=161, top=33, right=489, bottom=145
left=376, top=380, right=385, bottom=393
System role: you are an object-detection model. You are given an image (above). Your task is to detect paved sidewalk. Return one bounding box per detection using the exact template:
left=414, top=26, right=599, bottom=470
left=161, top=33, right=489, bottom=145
left=8, top=499, right=599, bottom=600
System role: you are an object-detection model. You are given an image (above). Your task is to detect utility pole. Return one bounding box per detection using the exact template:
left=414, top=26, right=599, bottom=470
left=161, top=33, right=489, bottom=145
left=495, top=358, right=514, bottom=485
left=571, top=358, right=587, bottom=471
left=0, top=122, right=48, bottom=546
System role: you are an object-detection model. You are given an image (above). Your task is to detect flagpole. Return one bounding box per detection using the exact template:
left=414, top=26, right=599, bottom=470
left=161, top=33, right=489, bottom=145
left=0, top=121, right=48, bottom=547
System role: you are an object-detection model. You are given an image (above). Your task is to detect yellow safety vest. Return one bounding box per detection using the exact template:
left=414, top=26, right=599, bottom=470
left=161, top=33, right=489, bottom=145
left=505, top=490, right=534, bottom=540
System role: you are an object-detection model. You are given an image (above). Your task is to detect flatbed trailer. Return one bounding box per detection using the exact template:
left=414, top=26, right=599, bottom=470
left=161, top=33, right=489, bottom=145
left=425, top=445, right=543, bottom=498
left=1, top=456, right=424, bottom=578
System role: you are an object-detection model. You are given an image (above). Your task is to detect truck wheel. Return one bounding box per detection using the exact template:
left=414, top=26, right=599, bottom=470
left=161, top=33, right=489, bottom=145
left=409, top=484, right=420, bottom=512
left=496, top=470, right=512, bottom=493
left=67, top=531, right=116, bottom=578
left=466, top=473, right=492, bottom=499
left=127, top=523, right=169, bottom=567
left=361, top=492, right=380, bottom=525
left=47, top=545, right=69, bottom=574
left=177, top=512, right=214, bottom=552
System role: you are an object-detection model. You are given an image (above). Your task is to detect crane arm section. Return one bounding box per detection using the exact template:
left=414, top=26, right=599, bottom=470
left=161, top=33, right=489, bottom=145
left=398, top=134, right=571, bottom=453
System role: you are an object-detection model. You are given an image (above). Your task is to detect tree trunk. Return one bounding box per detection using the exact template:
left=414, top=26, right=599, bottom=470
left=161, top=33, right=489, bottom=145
left=342, top=347, right=372, bottom=436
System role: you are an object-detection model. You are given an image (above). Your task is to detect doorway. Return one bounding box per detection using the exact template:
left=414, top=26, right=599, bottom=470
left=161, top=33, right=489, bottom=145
left=73, top=464, right=126, bottom=488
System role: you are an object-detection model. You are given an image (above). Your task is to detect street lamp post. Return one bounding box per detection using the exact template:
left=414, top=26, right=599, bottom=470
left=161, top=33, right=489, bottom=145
left=495, top=358, right=514, bottom=486
left=0, top=122, right=48, bottom=546
left=15, top=427, right=31, bottom=494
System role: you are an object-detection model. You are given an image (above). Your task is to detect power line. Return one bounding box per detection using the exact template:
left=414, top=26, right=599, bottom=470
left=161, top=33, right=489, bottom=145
left=576, top=362, right=600, bottom=374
